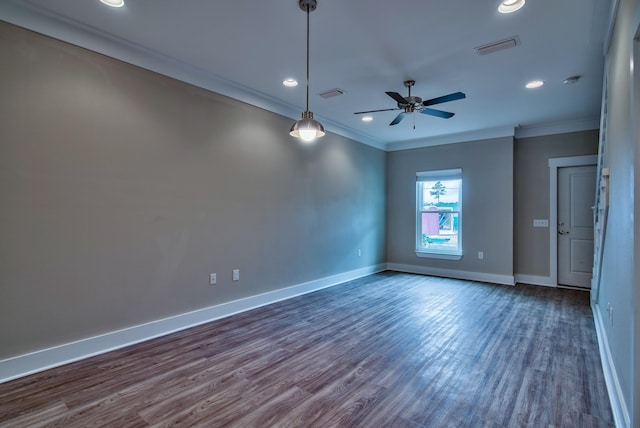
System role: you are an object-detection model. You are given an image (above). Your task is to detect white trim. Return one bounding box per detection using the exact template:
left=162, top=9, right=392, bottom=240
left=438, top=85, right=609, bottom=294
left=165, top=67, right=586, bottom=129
left=384, top=115, right=600, bottom=152
left=416, top=168, right=462, bottom=180
left=515, top=117, right=600, bottom=139
left=384, top=117, right=601, bottom=152
left=514, top=274, right=556, bottom=287
left=549, top=155, right=598, bottom=168
left=591, top=67, right=610, bottom=302
left=593, top=302, right=631, bottom=428
left=415, top=251, right=463, bottom=261
left=633, top=13, right=640, bottom=428
left=387, top=263, right=515, bottom=286
left=548, top=155, right=598, bottom=287
left=385, top=126, right=515, bottom=152
left=604, top=0, right=621, bottom=56
left=0, top=264, right=386, bottom=384
left=415, top=170, right=463, bottom=258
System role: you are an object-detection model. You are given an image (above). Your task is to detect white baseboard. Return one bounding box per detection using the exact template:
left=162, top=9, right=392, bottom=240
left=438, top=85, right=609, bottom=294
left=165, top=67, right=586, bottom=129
left=514, top=274, right=557, bottom=287
left=592, top=302, right=630, bottom=428
left=0, top=264, right=386, bottom=384
left=387, top=263, right=515, bottom=286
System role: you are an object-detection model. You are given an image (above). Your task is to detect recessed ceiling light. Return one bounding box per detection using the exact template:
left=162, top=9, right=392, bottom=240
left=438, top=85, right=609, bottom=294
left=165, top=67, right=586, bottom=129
left=283, top=78, right=298, bottom=87
left=361, top=116, right=373, bottom=122
left=498, top=0, right=525, bottom=13
left=100, top=0, right=125, bottom=7
left=525, top=80, right=544, bottom=89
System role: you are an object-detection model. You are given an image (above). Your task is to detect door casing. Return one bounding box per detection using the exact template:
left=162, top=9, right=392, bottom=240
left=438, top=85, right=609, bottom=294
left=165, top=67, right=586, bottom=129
left=557, top=165, right=597, bottom=287
left=548, top=155, right=597, bottom=287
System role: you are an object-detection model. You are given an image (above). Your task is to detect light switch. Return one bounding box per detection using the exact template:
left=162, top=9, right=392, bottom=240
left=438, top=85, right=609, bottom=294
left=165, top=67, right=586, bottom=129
left=533, top=219, right=549, bottom=228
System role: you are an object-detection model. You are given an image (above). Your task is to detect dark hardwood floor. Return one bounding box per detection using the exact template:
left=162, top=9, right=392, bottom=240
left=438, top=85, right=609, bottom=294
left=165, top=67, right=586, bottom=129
left=0, top=272, right=613, bottom=427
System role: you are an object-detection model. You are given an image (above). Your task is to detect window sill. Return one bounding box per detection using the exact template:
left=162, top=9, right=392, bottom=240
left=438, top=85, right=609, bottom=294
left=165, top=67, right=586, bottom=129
left=415, top=251, right=463, bottom=261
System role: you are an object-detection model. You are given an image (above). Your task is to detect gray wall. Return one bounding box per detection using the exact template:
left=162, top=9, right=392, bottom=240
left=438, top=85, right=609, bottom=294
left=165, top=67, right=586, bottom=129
left=596, top=0, right=639, bottom=424
left=0, top=22, right=386, bottom=359
left=514, top=131, right=599, bottom=277
left=386, top=137, right=514, bottom=277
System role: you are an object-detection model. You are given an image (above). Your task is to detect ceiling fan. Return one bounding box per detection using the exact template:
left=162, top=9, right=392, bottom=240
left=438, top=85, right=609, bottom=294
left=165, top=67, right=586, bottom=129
left=354, top=80, right=466, bottom=126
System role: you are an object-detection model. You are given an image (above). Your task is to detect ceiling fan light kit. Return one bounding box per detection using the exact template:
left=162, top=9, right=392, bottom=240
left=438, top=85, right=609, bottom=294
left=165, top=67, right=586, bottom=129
left=289, top=0, right=325, bottom=143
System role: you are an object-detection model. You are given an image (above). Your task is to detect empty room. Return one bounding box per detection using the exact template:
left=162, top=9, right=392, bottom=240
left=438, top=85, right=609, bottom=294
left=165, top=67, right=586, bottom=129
left=0, top=0, right=638, bottom=427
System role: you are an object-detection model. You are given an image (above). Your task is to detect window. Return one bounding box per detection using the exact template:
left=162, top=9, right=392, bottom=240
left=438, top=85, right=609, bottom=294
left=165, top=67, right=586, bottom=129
left=416, top=169, right=462, bottom=259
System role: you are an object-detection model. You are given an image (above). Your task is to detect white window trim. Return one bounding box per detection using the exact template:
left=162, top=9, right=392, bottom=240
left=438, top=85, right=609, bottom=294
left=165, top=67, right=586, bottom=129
left=415, top=168, right=463, bottom=260
left=415, top=251, right=463, bottom=260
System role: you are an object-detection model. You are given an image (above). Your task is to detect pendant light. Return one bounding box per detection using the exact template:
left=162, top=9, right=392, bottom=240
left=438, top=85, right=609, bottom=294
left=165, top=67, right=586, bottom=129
left=289, top=0, right=325, bottom=143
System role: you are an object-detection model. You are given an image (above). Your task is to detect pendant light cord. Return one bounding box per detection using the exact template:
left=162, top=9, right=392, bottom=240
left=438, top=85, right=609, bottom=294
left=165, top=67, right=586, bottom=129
left=305, top=5, right=310, bottom=113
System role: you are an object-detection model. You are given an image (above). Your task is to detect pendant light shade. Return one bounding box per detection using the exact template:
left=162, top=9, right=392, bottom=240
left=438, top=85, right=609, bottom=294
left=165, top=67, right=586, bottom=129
left=290, top=0, right=324, bottom=143
left=289, top=111, right=325, bottom=142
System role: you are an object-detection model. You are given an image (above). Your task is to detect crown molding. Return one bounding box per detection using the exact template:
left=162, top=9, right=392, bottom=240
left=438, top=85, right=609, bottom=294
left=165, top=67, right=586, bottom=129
left=515, top=117, right=600, bottom=139
left=385, top=126, right=515, bottom=151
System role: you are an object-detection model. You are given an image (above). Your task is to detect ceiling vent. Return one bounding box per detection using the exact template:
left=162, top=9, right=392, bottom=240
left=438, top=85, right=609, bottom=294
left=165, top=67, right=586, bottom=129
left=319, top=88, right=346, bottom=99
left=475, top=36, right=520, bottom=56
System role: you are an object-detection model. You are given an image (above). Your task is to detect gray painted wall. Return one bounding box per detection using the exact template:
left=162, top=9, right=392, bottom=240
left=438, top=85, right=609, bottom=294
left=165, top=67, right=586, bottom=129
left=0, top=23, right=387, bottom=359
left=386, top=137, right=514, bottom=277
left=596, top=0, right=639, bottom=424
left=514, top=131, right=598, bottom=277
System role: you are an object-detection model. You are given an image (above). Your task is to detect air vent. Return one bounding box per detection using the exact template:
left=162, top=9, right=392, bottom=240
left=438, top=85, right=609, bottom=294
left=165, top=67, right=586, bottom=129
left=475, top=36, right=520, bottom=56
left=319, top=88, right=346, bottom=99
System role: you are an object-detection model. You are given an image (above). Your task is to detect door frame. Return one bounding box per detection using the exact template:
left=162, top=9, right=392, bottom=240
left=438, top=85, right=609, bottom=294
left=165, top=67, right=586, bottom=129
left=633, top=10, right=640, bottom=428
left=548, top=155, right=597, bottom=287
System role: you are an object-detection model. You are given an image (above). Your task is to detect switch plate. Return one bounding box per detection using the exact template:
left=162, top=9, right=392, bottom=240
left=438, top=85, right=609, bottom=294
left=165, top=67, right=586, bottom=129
left=232, top=269, right=239, bottom=281
left=533, top=219, right=549, bottom=228
left=478, top=251, right=484, bottom=260
left=209, top=273, right=217, bottom=285
left=357, top=248, right=362, bottom=257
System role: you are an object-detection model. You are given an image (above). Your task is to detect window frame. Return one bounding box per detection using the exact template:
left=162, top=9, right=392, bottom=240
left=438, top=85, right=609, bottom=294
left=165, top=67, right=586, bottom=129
left=415, top=169, right=463, bottom=260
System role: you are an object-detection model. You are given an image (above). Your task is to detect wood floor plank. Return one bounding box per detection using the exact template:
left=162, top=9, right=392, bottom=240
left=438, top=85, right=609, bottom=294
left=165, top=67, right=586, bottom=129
left=0, top=272, right=614, bottom=427
left=0, top=400, right=69, bottom=428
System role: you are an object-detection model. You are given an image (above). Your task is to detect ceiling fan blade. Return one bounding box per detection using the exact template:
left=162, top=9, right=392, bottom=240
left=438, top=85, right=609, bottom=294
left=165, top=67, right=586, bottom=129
left=422, top=92, right=466, bottom=106
left=420, top=108, right=455, bottom=119
left=354, top=107, right=401, bottom=115
left=390, top=112, right=407, bottom=126
left=385, top=91, right=407, bottom=104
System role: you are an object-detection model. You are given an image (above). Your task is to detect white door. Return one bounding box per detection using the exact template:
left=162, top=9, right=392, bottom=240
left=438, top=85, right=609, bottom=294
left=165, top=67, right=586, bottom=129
left=557, top=165, right=596, bottom=288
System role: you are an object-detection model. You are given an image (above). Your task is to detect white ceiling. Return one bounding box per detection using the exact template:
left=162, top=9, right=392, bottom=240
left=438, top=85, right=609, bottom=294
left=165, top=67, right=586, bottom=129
left=1, top=0, right=612, bottom=150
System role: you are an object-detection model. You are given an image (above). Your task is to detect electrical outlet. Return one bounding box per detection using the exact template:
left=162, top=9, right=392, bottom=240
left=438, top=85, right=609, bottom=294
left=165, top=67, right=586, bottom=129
left=209, top=273, right=217, bottom=285
left=478, top=251, right=484, bottom=260
left=233, top=269, right=239, bottom=281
